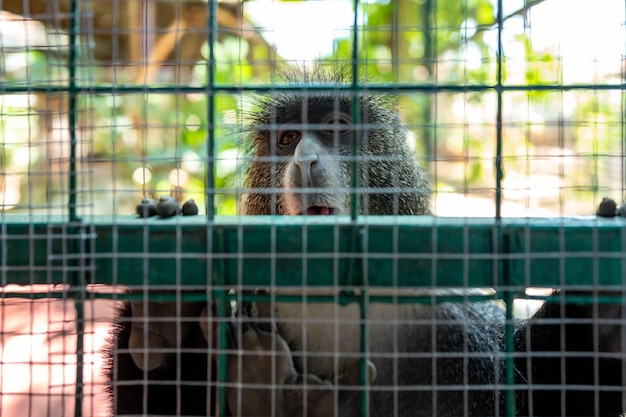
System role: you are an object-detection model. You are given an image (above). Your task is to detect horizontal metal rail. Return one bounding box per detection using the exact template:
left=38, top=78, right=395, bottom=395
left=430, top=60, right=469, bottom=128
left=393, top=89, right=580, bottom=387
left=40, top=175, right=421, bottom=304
left=2, top=82, right=626, bottom=95
left=1, top=216, right=624, bottom=296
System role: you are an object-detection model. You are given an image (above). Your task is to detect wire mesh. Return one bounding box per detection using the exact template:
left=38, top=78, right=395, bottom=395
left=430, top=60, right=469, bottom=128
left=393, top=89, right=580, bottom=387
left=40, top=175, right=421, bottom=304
left=0, top=0, right=625, bottom=416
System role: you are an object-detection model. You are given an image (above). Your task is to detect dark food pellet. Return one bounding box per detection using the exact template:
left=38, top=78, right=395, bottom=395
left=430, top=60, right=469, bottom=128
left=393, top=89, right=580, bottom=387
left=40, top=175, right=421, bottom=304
left=182, top=199, right=199, bottom=216
left=136, top=198, right=158, bottom=218
left=156, top=196, right=181, bottom=217
left=597, top=197, right=617, bottom=217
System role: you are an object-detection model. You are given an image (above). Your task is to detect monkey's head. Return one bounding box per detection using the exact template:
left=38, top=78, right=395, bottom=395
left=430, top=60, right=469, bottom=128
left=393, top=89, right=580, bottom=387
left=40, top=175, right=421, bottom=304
left=241, top=65, right=431, bottom=215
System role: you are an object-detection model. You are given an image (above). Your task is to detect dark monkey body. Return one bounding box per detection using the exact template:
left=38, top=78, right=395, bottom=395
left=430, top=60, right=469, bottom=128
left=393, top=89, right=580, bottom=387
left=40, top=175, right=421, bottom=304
left=105, top=66, right=623, bottom=416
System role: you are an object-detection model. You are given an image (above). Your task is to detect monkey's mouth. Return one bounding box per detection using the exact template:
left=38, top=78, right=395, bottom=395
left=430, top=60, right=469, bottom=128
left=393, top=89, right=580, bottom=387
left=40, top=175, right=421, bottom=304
left=301, top=206, right=337, bottom=215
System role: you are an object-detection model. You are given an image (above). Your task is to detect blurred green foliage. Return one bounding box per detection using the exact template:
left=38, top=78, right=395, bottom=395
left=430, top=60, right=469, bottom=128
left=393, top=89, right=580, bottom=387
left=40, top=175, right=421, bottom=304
left=0, top=0, right=622, bottom=216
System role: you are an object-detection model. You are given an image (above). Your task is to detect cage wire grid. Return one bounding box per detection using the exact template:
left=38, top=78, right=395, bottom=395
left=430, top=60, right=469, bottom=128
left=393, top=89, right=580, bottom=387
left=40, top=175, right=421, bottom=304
left=0, top=0, right=625, bottom=416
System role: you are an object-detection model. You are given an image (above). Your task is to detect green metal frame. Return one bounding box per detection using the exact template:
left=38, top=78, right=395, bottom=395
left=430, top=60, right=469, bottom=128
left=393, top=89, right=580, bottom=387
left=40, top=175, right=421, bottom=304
left=2, top=215, right=626, bottom=291
left=2, top=214, right=625, bottom=416
left=2, top=0, right=626, bottom=416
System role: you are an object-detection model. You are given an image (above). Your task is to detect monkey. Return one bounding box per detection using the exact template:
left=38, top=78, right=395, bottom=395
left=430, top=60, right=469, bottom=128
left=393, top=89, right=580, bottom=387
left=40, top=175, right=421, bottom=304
left=198, top=304, right=377, bottom=417
left=104, top=65, right=624, bottom=416
left=240, top=65, right=502, bottom=416
left=239, top=65, right=625, bottom=416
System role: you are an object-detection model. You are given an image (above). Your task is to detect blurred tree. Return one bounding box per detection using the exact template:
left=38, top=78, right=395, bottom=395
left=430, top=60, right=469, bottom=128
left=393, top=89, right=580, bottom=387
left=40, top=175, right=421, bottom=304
left=2, top=0, right=276, bottom=83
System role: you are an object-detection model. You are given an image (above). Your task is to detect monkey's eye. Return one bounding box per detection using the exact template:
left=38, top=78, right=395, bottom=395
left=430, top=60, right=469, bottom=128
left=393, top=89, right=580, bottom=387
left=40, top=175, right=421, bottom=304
left=277, top=130, right=301, bottom=147
left=321, top=113, right=351, bottom=135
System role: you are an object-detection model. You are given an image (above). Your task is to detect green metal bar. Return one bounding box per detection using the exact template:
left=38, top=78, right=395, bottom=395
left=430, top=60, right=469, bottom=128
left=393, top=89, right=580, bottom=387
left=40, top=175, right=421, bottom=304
left=4, top=83, right=626, bottom=95
left=421, top=0, right=434, bottom=158
left=357, top=231, right=370, bottom=417
left=2, top=216, right=626, bottom=288
left=502, top=232, right=516, bottom=417
left=215, top=288, right=228, bottom=416
left=68, top=4, right=80, bottom=224
left=504, top=290, right=516, bottom=416
left=213, top=227, right=228, bottom=416
left=349, top=2, right=368, bottom=415
left=67, top=1, right=84, bottom=416
left=495, top=0, right=504, bottom=222
left=205, top=0, right=218, bottom=220
left=494, top=1, right=514, bottom=415
left=73, top=290, right=85, bottom=417
left=350, top=0, right=361, bottom=220
left=3, top=288, right=624, bottom=306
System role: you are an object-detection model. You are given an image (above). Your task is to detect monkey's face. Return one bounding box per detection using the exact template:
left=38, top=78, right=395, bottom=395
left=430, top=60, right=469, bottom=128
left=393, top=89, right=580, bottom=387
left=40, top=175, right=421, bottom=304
left=276, top=101, right=354, bottom=215
left=244, top=96, right=358, bottom=215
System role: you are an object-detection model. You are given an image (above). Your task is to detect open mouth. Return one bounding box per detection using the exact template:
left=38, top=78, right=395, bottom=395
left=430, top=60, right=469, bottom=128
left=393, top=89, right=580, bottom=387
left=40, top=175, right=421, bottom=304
left=301, top=206, right=337, bottom=215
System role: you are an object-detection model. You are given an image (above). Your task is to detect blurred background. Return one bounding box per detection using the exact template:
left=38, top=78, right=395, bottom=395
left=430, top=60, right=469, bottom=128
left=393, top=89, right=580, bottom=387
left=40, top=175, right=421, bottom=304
left=1, top=0, right=624, bottom=218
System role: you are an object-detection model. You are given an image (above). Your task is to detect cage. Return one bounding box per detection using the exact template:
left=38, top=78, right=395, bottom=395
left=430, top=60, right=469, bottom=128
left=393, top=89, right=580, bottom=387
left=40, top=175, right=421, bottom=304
left=0, top=0, right=625, bottom=416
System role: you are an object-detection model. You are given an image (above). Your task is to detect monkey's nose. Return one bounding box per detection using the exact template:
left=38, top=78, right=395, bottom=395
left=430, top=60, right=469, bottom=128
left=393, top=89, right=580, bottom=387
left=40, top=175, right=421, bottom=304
left=294, top=133, right=323, bottom=186
left=295, top=156, right=318, bottom=187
